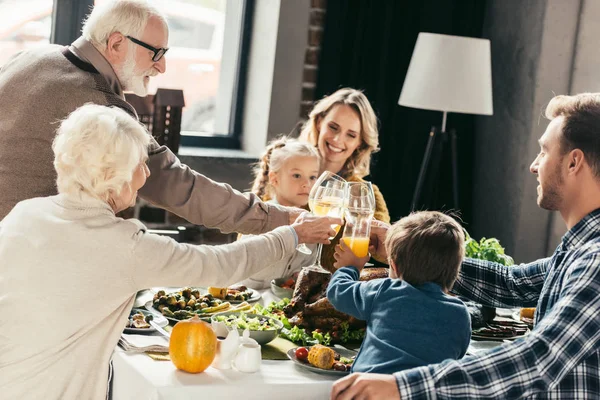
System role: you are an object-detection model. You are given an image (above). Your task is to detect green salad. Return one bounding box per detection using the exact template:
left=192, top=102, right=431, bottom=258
left=464, top=231, right=514, bottom=266
left=251, top=299, right=365, bottom=346
left=213, top=313, right=279, bottom=331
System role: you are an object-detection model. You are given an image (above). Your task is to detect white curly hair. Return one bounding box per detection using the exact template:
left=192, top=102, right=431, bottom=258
left=52, top=104, right=151, bottom=201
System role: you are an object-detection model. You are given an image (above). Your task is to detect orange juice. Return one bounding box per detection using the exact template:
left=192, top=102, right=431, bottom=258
left=342, top=236, right=370, bottom=258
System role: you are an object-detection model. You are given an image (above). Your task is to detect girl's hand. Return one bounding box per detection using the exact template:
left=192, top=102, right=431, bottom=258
left=333, top=240, right=370, bottom=272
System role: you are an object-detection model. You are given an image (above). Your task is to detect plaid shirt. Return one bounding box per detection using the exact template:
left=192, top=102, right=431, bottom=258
left=394, top=208, right=600, bottom=399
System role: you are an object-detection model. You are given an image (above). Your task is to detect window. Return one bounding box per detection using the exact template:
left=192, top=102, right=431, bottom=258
left=2, top=0, right=251, bottom=149
left=95, top=0, right=252, bottom=148
left=0, top=0, right=54, bottom=68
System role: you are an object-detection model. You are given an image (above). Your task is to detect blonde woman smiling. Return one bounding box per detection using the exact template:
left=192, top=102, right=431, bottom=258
left=0, top=105, right=338, bottom=400
left=300, top=88, right=390, bottom=270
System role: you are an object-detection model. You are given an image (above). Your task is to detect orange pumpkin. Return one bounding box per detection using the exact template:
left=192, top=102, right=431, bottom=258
left=169, top=315, right=217, bottom=373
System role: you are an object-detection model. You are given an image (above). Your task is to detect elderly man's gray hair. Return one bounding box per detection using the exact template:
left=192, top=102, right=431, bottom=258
left=82, top=0, right=167, bottom=50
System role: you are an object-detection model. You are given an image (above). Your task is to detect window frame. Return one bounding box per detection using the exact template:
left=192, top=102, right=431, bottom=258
left=51, top=0, right=94, bottom=45
left=179, top=0, right=254, bottom=149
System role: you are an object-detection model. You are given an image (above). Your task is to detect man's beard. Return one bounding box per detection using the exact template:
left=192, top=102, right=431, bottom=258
left=538, top=162, right=564, bottom=211
left=118, top=51, right=155, bottom=97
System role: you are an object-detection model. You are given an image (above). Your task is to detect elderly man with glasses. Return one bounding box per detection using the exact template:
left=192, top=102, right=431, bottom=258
left=0, top=0, right=327, bottom=243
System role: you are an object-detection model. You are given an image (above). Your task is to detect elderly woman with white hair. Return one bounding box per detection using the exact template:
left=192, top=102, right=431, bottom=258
left=0, top=105, right=338, bottom=400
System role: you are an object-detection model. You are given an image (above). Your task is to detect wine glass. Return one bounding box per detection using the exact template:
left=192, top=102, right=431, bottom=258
left=303, top=171, right=347, bottom=273
left=342, top=182, right=376, bottom=259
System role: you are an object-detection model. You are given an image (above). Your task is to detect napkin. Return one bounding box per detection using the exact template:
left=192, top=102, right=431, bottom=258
left=119, top=333, right=169, bottom=353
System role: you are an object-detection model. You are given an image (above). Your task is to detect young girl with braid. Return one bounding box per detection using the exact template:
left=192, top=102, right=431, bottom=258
left=238, top=137, right=321, bottom=289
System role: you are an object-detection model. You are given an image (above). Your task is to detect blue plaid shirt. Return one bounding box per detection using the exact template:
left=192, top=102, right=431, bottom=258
left=394, top=208, right=600, bottom=399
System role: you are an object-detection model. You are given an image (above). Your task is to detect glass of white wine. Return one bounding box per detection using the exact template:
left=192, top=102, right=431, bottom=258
left=303, top=171, right=347, bottom=273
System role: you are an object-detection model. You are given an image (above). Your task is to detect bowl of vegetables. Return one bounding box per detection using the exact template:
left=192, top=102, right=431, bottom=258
left=211, top=312, right=283, bottom=345
left=271, top=277, right=295, bottom=299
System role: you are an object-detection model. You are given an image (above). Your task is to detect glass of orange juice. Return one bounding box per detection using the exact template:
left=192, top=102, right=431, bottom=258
left=342, top=182, right=375, bottom=258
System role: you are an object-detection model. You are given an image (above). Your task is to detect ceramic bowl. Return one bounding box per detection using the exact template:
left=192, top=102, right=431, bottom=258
left=270, top=278, right=294, bottom=299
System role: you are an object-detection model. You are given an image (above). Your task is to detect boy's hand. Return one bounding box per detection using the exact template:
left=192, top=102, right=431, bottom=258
left=333, top=240, right=370, bottom=272
left=368, top=220, right=391, bottom=261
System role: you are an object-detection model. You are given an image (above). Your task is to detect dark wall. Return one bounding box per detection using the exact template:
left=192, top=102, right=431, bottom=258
left=316, top=0, right=486, bottom=226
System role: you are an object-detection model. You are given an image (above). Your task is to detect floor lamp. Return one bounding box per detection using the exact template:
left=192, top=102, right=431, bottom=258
left=398, top=32, right=493, bottom=211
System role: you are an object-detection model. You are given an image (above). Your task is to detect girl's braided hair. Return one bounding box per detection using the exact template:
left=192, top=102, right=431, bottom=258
left=251, top=136, right=320, bottom=200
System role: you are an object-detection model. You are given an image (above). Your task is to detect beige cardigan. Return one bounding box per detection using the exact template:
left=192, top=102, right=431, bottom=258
left=0, top=194, right=296, bottom=399
left=0, top=41, right=289, bottom=233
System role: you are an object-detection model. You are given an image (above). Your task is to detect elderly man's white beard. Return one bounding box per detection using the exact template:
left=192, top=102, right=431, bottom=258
left=118, top=52, right=156, bottom=97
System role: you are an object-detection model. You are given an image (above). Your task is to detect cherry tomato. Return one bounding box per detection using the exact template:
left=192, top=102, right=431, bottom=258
left=295, top=347, right=308, bottom=361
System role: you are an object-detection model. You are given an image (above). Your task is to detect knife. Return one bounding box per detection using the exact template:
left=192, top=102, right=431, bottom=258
left=150, top=320, right=171, bottom=339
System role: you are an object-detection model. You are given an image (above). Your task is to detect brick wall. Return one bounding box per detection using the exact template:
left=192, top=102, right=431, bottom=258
left=300, top=0, right=327, bottom=119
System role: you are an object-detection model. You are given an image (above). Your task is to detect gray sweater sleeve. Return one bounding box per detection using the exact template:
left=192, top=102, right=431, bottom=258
left=138, top=140, right=290, bottom=234
left=130, top=225, right=296, bottom=290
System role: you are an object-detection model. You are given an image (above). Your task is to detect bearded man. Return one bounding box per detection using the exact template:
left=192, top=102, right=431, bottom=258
left=331, top=93, right=600, bottom=399
left=0, top=0, right=329, bottom=242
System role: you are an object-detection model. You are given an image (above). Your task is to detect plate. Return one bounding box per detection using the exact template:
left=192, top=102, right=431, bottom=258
left=124, top=309, right=168, bottom=334
left=201, top=287, right=261, bottom=304
left=286, top=346, right=357, bottom=376
left=144, top=300, right=232, bottom=324
left=151, top=287, right=261, bottom=304
left=471, top=321, right=529, bottom=341
left=512, top=310, right=534, bottom=329
left=235, top=287, right=261, bottom=303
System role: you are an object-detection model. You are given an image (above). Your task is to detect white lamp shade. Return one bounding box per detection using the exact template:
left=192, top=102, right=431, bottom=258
left=398, top=32, right=493, bottom=115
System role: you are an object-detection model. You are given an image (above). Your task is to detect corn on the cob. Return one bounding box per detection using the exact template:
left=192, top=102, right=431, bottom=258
left=307, top=344, right=335, bottom=370
left=208, top=287, right=227, bottom=299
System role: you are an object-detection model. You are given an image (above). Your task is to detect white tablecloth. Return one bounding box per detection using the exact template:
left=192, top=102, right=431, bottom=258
left=112, top=350, right=337, bottom=400
left=113, top=288, right=337, bottom=400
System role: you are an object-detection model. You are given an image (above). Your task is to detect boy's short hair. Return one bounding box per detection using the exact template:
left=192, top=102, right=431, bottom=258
left=384, top=211, right=465, bottom=291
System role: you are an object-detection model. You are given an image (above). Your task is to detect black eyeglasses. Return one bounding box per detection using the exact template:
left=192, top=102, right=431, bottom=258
left=126, top=36, right=168, bottom=62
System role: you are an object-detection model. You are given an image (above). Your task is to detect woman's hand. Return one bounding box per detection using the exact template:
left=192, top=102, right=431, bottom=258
left=291, top=212, right=341, bottom=244
left=368, top=220, right=391, bottom=262
left=333, top=240, right=370, bottom=271
left=330, top=373, right=401, bottom=400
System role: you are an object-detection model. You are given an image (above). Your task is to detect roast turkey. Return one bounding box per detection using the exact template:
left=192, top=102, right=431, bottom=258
left=283, top=267, right=389, bottom=334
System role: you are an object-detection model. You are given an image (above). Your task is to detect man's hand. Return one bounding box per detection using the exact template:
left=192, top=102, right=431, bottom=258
left=330, top=373, right=400, bottom=400
left=369, top=220, right=391, bottom=262
left=333, top=240, right=370, bottom=272
left=288, top=207, right=305, bottom=225
left=292, top=212, right=341, bottom=245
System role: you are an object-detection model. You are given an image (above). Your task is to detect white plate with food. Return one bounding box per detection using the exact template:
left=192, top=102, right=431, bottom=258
left=124, top=309, right=168, bottom=334
left=287, top=345, right=357, bottom=376
left=202, top=286, right=261, bottom=304
left=144, top=286, right=255, bottom=323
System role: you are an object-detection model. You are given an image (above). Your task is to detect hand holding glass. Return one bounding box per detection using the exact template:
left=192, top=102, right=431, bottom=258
left=342, top=182, right=376, bottom=258
left=302, top=171, right=347, bottom=273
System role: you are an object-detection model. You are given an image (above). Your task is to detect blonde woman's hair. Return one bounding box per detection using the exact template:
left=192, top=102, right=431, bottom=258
left=82, top=0, right=167, bottom=51
left=384, top=211, right=465, bottom=291
left=299, top=88, right=379, bottom=178
left=251, top=137, right=321, bottom=200
left=52, top=104, right=151, bottom=202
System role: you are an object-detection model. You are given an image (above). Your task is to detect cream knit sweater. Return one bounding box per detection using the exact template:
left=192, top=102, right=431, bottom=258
left=0, top=194, right=295, bottom=399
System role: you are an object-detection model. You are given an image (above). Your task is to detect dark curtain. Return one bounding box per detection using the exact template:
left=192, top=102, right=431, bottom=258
left=316, top=0, right=487, bottom=226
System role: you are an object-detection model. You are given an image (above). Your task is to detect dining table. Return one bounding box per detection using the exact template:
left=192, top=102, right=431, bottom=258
left=111, top=289, right=345, bottom=400
left=111, top=288, right=516, bottom=400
